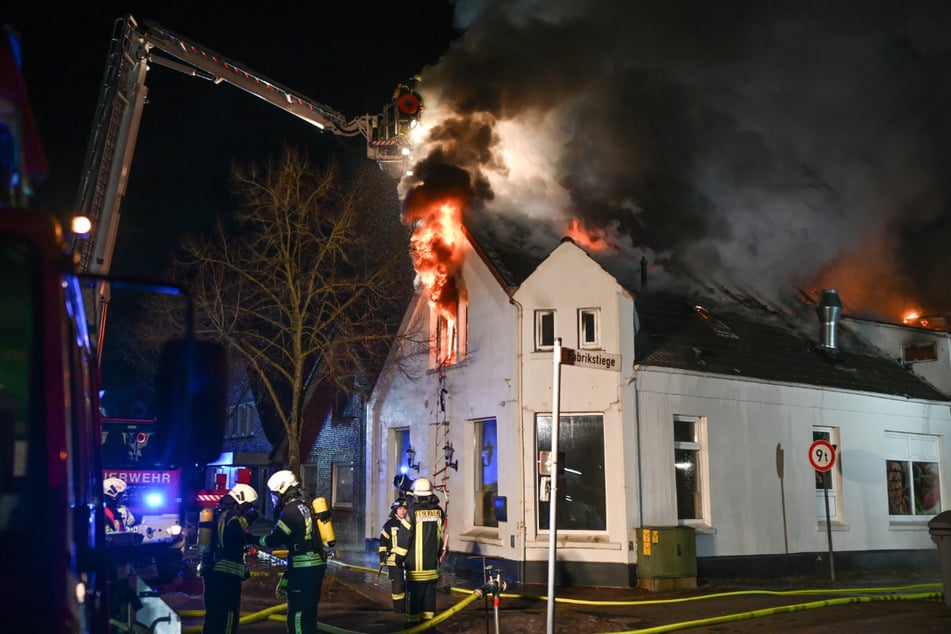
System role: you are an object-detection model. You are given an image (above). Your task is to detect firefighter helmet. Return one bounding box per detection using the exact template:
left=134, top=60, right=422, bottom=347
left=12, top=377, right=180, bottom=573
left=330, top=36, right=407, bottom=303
left=391, top=497, right=408, bottom=511
left=412, top=477, right=432, bottom=497
left=103, top=477, right=127, bottom=500
left=228, top=483, right=258, bottom=505
left=266, top=470, right=299, bottom=496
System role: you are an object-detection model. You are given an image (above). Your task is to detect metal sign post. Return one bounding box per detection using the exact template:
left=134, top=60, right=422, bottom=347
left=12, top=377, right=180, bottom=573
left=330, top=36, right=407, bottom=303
left=809, top=439, right=837, bottom=582
left=546, top=338, right=563, bottom=634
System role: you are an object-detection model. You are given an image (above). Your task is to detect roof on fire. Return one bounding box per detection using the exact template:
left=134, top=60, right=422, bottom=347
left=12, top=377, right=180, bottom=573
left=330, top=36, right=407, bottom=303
left=462, top=218, right=949, bottom=402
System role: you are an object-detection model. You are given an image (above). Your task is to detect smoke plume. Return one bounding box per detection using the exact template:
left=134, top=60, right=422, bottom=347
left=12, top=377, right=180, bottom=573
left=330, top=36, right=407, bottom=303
left=402, top=0, right=951, bottom=320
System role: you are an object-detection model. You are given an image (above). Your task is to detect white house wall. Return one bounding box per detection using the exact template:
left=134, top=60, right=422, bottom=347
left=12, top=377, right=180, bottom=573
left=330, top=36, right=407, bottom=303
left=512, top=241, right=637, bottom=569
left=365, top=236, right=518, bottom=555
left=634, top=366, right=951, bottom=560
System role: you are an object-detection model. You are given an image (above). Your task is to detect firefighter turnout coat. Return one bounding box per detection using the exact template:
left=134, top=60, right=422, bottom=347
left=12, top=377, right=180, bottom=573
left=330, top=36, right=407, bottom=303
left=393, top=495, right=444, bottom=582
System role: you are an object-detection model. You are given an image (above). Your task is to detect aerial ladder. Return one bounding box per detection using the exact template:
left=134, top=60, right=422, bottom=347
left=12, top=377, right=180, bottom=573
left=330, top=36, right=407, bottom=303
left=74, top=14, right=422, bottom=355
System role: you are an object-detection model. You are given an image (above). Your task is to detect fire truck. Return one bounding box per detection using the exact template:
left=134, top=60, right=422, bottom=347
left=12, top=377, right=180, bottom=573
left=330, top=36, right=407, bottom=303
left=101, top=418, right=186, bottom=584
left=0, top=209, right=228, bottom=633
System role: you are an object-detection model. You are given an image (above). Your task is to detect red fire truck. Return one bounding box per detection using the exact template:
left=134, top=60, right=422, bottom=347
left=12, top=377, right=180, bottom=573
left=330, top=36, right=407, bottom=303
left=0, top=210, right=228, bottom=633
left=101, top=417, right=186, bottom=583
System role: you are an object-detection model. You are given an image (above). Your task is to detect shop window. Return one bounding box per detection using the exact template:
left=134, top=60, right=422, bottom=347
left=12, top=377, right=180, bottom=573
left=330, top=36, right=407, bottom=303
left=535, top=414, right=606, bottom=531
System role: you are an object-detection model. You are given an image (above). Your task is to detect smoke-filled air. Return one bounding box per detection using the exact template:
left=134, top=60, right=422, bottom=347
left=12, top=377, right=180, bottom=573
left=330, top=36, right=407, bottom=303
left=399, top=0, right=951, bottom=323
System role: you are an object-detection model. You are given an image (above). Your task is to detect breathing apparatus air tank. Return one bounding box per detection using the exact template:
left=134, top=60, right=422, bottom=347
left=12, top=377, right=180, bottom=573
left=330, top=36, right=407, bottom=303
left=312, top=497, right=336, bottom=552
left=197, top=507, right=215, bottom=563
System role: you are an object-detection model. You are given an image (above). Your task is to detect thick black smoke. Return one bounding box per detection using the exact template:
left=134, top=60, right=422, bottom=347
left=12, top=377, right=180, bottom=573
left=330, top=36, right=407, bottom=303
left=404, top=0, right=951, bottom=318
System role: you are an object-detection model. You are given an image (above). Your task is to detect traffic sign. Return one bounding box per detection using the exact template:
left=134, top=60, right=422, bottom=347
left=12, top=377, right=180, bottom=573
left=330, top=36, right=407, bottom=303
left=809, top=439, right=836, bottom=472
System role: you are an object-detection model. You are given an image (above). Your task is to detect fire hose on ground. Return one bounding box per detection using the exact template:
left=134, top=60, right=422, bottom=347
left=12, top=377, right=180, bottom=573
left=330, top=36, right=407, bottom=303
left=182, top=555, right=944, bottom=634
left=448, top=581, right=944, bottom=633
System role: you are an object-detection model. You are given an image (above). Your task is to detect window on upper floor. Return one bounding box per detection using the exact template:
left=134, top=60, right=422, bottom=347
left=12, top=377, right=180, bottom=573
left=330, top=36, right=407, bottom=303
left=885, top=431, right=942, bottom=518
left=228, top=401, right=256, bottom=438
left=535, top=310, right=555, bottom=350
left=674, top=415, right=708, bottom=525
left=813, top=426, right=841, bottom=522
left=579, top=308, right=600, bottom=349
left=431, top=292, right=468, bottom=368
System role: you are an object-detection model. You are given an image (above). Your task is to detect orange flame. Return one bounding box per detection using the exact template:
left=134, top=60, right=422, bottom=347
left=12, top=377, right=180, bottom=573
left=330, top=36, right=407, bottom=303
left=809, top=228, right=931, bottom=324
left=566, top=218, right=615, bottom=252
left=408, top=198, right=466, bottom=323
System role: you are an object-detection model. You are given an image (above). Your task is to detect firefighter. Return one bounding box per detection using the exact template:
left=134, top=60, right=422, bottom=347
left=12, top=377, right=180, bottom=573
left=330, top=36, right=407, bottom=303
left=199, top=482, right=259, bottom=634
left=378, top=497, right=409, bottom=613
left=103, top=477, right=135, bottom=532
left=393, top=477, right=445, bottom=624
left=257, top=470, right=327, bottom=634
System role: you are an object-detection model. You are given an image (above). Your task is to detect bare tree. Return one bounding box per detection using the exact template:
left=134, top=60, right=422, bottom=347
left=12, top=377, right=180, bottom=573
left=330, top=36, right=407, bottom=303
left=177, top=146, right=412, bottom=474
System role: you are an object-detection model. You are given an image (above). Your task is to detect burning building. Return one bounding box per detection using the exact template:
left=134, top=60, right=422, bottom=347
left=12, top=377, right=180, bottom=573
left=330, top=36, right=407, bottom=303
left=364, top=0, right=951, bottom=587
left=365, top=201, right=951, bottom=585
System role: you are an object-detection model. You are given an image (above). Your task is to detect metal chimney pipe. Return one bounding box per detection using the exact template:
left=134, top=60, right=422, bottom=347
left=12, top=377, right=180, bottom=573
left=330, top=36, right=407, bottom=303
left=815, top=289, right=843, bottom=351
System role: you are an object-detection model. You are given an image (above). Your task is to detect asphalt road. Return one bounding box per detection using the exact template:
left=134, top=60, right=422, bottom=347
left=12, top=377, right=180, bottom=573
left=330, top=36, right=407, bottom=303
left=154, top=553, right=951, bottom=633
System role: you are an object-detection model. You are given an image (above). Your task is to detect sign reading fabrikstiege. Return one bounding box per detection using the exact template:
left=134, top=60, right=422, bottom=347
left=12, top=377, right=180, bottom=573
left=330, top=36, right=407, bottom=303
left=560, top=347, right=621, bottom=371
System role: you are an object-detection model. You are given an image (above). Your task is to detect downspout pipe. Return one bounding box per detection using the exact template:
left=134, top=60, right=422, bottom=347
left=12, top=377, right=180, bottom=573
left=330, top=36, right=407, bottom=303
left=510, top=297, right=527, bottom=587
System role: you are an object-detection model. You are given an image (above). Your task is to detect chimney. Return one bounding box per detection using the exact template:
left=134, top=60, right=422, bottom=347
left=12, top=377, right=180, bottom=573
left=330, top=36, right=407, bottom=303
left=640, top=256, right=648, bottom=290
left=815, top=289, right=843, bottom=352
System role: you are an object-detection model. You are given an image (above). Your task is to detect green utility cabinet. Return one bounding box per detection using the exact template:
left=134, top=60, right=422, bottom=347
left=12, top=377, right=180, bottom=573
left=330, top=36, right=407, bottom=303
left=636, top=526, right=697, bottom=591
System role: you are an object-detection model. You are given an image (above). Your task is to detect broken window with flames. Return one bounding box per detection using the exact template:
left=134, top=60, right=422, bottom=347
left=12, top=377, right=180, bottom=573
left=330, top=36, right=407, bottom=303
left=431, top=286, right=467, bottom=368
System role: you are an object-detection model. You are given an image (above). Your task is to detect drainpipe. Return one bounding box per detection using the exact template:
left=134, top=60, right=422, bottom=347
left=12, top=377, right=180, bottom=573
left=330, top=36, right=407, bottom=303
left=511, top=296, right=527, bottom=586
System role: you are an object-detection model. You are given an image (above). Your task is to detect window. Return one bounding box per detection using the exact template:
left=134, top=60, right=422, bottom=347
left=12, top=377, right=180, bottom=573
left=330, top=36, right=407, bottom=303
left=885, top=431, right=942, bottom=517
left=578, top=308, right=600, bottom=349
left=392, top=428, right=412, bottom=493
left=813, top=426, right=840, bottom=522
left=536, top=414, right=606, bottom=531
left=332, top=462, right=355, bottom=509
left=227, top=402, right=255, bottom=438
left=431, top=292, right=468, bottom=368
left=673, top=415, right=707, bottom=523
left=475, top=419, right=498, bottom=527
left=536, top=310, right=555, bottom=350
left=902, top=342, right=937, bottom=363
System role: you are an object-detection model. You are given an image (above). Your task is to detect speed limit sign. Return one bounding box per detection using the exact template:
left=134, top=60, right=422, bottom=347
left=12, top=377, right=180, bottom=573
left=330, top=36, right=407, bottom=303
left=809, top=439, right=836, bottom=472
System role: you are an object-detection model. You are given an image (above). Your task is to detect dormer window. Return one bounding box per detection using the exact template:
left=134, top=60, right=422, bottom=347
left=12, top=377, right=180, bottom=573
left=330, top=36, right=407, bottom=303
left=579, top=308, right=600, bottom=349
left=902, top=342, right=937, bottom=364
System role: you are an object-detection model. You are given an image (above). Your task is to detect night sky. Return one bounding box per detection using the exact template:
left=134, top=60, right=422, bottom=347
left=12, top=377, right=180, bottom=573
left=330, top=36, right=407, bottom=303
left=9, top=1, right=951, bottom=324
left=6, top=1, right=456, bottom=278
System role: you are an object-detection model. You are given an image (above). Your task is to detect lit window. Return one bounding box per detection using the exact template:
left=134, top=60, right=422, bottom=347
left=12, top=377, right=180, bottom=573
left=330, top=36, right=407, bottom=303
left=475, top=419, right=498, bottom=527
left=536, top=310, right=555, bottom=350
left=885, top=431, right=942, bottom=517
left=431, top=292, right=467, bottom=368
left=674, top=415, right=707, bottom=524
left=579, top=308, right=600, bottom=349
